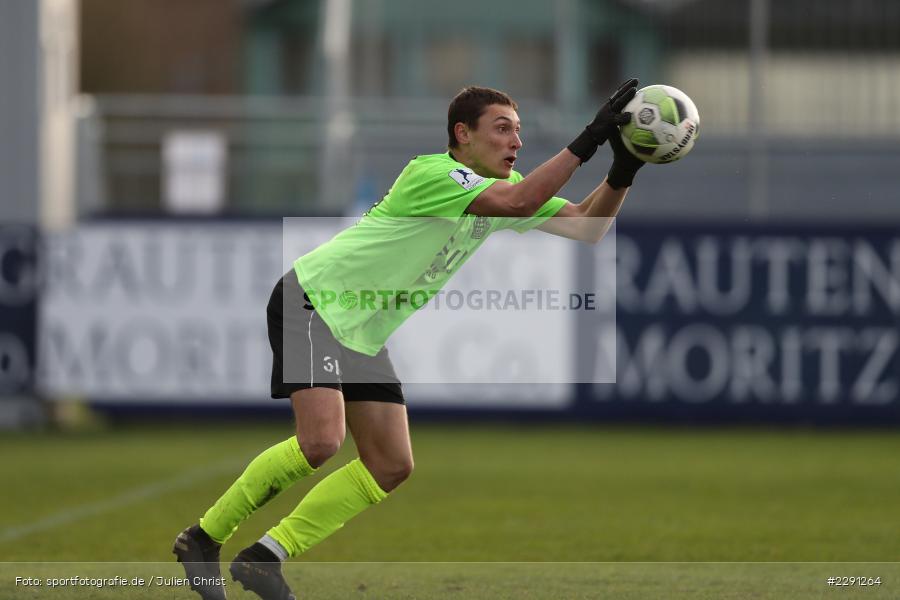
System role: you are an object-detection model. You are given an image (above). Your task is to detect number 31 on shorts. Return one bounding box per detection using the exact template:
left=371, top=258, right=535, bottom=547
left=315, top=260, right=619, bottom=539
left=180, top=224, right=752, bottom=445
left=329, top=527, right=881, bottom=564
left=323, top=356, right=341, bottom=375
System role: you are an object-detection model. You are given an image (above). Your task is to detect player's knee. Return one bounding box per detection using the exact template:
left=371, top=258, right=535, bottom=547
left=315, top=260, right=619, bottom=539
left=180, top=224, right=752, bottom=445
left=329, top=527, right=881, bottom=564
left=396, top=457, right=414, bottom=483
left=376, top=456, right=414, bottom=492
left=298, top=436, right=343, bottom=468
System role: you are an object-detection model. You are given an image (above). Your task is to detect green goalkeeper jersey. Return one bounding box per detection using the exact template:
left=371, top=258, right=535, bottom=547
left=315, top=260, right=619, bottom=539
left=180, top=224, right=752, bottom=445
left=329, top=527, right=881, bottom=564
left=294, top=152, right=566, bottom=356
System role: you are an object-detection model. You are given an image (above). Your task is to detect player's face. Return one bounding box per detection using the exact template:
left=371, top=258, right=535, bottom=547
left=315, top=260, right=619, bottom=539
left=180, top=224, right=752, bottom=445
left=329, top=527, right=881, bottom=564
left=467, top=104, right=522, bottom=179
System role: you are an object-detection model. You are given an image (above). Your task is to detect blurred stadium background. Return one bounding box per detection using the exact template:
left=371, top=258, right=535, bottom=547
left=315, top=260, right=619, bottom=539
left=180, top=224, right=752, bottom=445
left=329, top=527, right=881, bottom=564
left=1, top=0, right=900, bottom=596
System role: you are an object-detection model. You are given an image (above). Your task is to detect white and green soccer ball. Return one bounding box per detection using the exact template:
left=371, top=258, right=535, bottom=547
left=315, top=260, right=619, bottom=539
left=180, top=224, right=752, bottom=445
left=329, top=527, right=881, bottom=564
left=619, top=84, right=700, bottom=164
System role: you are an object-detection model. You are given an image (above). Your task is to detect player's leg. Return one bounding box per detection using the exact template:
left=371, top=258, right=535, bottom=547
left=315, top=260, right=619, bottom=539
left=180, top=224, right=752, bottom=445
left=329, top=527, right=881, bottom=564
left=289, top=386, right=347, bottom=467
left=344, top=396, right=414, bottom=493
left=175, top=394, right=343, bottom=600
left=194, top=271, right=345, bottom=545
left=227, top=309, right=404, bottom=599
left=174, top=272, right=342, bottom=600
left=258, top=384, right=407, bottom=561
left=200, top=386, right=343, bottom=544
left=229, top=387, right=345, bottom=600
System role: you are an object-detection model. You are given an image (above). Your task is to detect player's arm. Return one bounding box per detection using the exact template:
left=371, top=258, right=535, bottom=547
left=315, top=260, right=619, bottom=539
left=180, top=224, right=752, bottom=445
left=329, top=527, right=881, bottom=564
left=537, top=126, right=646, bottom=243
left=466, top=150, right=579, bottom=217
left=467, top=78, right=639, bottom=218
left=538, top=180, right=627, bottom=242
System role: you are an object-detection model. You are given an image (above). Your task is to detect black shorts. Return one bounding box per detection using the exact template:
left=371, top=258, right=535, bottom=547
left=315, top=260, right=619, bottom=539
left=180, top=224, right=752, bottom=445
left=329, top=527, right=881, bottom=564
left=267, top=271, right=404, bottom=404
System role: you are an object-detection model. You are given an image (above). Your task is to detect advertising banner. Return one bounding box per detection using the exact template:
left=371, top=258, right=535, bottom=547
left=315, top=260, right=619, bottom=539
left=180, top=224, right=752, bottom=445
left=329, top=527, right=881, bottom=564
left=0, top=225, right=39, bottom=396
left=39, top=223, right=283, bottom=403
left=582, top=223, right=900, bottom=423
left=37, top=220, right=900, bottom=422
left=39, top=221, right=574, bottom=408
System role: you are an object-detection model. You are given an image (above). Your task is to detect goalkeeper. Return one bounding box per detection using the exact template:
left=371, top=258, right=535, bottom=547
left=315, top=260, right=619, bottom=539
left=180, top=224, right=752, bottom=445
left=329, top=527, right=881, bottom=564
left=173, top=79, right=644, bottom=600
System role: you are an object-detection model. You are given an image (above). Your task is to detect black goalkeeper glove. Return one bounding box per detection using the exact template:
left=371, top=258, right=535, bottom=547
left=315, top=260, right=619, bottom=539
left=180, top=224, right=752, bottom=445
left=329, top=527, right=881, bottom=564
left=567, top=78, right=638, bottom=164
left=606, top=128, right=645, bottom=189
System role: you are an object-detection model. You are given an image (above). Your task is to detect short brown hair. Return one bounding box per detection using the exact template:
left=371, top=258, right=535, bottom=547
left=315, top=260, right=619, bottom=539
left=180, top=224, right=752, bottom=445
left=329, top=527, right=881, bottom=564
left=447, top=86, right=518, bottom=149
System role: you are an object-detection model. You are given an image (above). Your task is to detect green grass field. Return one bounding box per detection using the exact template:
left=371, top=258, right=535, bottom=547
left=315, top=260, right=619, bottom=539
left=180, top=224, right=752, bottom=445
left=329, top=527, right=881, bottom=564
left=0, top=422, right=898, bottom=598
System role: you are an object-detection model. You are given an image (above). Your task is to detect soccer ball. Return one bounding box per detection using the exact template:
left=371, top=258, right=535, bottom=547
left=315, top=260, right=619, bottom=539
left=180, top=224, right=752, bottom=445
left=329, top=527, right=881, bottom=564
left=619, top=85, right=700, bottom=164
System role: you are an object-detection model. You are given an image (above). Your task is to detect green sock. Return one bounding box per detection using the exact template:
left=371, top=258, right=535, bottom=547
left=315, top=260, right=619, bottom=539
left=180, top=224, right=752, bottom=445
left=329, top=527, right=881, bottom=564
left=267, top=458, right=387, bottom=557
left=200, top=436, right=315, bottom=544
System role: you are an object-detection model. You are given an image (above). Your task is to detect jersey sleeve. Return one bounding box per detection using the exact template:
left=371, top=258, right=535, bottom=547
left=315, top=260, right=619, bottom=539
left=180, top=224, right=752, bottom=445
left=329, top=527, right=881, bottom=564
left=406, top=162, right=499, bottom=217
left=497, top=196, right=568, bottom=233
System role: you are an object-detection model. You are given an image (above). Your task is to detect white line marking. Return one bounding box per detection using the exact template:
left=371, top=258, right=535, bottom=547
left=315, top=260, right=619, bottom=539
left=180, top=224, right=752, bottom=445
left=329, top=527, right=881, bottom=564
left=0, top=458, right=242, bottom=544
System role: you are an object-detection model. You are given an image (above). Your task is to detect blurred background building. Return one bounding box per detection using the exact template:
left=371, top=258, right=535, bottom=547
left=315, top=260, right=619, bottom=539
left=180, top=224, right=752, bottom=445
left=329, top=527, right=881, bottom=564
left=2, top=0, right=899, bottom=425
left=61, top=0, right=900, bottom=220
left=4, top=0, right=899, bottom=220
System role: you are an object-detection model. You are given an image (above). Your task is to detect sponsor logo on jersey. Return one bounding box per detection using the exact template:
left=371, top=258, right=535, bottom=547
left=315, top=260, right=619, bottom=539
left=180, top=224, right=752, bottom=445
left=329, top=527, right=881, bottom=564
left=449, top=168, right=485, bottom=191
